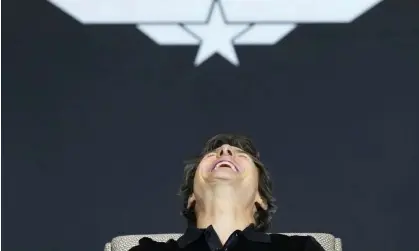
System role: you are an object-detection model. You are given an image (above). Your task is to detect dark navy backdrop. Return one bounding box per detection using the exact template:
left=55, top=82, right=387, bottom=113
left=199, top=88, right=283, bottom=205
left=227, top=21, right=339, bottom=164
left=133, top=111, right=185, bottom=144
left=2, top=0, right=419, bottom=251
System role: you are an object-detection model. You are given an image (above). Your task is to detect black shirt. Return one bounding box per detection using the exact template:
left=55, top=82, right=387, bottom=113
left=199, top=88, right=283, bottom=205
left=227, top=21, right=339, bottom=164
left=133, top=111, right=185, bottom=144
left=129, top=225, right=326, bottom=251
left=177, top=224, right=270, bottom=251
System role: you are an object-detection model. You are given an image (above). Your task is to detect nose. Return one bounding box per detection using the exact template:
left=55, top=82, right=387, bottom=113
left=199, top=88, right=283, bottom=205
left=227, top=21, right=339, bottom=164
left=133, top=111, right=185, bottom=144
left=217, top=145, right=234, bottom=157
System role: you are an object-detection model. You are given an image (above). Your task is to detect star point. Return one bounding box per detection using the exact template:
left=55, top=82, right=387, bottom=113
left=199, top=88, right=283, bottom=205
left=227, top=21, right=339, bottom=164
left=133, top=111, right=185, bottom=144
left=184, top=1, right=249, bottom=66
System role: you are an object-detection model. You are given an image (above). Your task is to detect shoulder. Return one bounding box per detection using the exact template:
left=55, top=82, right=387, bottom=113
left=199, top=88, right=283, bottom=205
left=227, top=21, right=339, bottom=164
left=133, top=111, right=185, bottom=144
left=269, top=234, right=325, bottom=251
left=128, top=237, right=179, bottom=251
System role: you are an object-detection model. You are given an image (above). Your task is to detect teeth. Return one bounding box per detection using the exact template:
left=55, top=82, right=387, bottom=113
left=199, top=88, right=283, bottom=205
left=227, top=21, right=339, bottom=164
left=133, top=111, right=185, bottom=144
left=213, top=161, right=238, bottom=172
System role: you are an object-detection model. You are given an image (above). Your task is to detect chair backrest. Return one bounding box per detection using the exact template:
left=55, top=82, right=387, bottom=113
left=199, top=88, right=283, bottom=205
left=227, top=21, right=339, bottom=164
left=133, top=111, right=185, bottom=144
left=105, top=233, right=342, bottom=251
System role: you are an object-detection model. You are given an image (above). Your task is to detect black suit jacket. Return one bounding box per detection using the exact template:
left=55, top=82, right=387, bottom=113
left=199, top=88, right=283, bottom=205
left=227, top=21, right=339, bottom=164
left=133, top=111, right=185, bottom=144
left=128, top=233, right=326, bottom=251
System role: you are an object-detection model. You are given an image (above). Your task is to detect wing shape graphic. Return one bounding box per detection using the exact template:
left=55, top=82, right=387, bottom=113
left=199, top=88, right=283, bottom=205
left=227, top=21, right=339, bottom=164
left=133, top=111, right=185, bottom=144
left=221, top=0, right=384, bottom=23
left=48, top=0, right=384, bottom=47
left=137, top=24, right=199, bottom=45
left=48, top=0, right=214, bottom=45
left=47, top=0, right=213, bottom=23
left=224, top=0, right=383, bottom=45
left=234, top=24, right=296, bottom=45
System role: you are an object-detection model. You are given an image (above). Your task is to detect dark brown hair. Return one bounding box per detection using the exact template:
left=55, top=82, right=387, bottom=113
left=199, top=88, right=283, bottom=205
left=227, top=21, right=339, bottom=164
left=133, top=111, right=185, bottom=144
left=179, top=134, right=277, bottom=232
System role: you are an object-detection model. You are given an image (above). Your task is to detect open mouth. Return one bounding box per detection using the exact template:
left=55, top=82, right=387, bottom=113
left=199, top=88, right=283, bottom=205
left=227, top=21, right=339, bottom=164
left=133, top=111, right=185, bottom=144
left=211, top=160, right=239, bottom=172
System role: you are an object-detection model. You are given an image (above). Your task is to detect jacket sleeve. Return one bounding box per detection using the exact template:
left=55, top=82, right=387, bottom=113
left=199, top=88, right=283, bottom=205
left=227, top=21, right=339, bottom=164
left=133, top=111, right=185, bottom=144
left=304, top=237, right=326, bottom=251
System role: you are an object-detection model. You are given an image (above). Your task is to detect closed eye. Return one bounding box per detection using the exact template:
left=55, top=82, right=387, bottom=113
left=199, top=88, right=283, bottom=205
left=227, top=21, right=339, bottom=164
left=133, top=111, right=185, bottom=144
left=237, top=153, right=248, bottom=158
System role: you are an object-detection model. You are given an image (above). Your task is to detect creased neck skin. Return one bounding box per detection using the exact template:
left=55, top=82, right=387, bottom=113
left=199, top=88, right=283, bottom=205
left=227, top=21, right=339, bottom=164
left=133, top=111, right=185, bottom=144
left=195, top=186, right=255, bottom=245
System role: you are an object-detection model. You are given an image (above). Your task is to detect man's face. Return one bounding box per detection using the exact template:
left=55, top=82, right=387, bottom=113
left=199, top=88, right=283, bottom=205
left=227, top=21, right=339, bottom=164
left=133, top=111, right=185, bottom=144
left=190, top=144, right=263, bottom=207
left=196, top=144, right=258, bottom=183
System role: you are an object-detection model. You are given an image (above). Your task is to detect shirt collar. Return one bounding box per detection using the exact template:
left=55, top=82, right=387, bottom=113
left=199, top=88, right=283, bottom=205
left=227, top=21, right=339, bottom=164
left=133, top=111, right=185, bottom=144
left=177, top=224, right=271, bottom=248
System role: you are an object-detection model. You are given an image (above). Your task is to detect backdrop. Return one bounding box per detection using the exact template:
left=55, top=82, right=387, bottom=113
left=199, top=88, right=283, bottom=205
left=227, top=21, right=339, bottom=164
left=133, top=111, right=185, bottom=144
left=2, top=1, right=419, bottom=251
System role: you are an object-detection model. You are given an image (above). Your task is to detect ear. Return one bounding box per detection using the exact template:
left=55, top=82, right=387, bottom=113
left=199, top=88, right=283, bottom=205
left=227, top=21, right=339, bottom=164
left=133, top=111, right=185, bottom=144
left=255, top=193, right=268, bottom=210
left=187, top=193, right=196, bottom=209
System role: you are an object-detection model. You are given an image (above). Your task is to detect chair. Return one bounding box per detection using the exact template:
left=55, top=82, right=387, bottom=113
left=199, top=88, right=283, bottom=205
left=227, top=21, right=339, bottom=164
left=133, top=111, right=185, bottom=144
left=105, top=233, right=342, bottom=251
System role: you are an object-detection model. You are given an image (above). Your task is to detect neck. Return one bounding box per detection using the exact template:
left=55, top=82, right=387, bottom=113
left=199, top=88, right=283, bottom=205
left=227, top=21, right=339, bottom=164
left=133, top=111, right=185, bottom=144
left=195, top=186, right=254, bottom=245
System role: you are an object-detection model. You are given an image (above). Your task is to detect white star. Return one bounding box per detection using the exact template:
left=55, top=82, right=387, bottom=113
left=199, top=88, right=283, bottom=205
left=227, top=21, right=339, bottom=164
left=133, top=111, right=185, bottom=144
left=184, top=1, right=250, bottom=66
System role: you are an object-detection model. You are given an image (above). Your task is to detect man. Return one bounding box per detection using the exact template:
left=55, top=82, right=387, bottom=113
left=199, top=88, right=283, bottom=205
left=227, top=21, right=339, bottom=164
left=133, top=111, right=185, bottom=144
left=130, top=134, right=325, bottom=251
